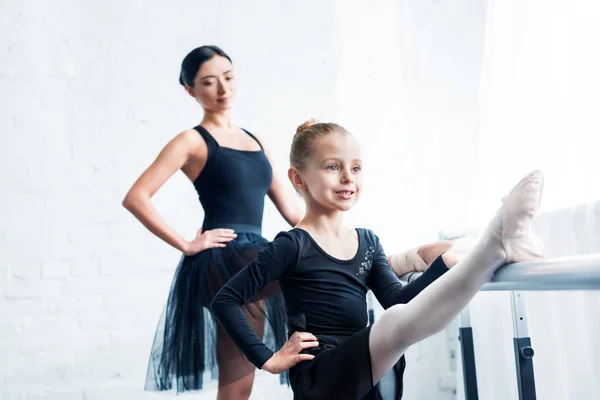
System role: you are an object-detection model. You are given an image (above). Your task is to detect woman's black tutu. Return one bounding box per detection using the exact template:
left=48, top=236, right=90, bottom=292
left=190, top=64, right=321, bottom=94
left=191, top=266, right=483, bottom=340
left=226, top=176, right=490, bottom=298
left=144, top=226, right=287, bottom=393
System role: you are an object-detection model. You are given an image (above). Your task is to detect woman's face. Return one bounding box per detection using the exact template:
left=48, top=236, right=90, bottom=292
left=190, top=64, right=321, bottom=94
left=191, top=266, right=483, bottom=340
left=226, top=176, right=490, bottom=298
left=187, top=56, right=237, bottom=111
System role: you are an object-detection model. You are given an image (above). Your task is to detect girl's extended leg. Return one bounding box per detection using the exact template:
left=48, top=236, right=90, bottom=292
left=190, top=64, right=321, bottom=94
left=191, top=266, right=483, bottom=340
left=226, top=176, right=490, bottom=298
left=370, top=171, right=545, bottom=384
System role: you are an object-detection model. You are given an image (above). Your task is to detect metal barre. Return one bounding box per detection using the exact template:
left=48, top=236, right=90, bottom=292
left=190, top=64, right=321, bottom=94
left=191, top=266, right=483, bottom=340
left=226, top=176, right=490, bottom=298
left=402, top=253, right=600, bottom=291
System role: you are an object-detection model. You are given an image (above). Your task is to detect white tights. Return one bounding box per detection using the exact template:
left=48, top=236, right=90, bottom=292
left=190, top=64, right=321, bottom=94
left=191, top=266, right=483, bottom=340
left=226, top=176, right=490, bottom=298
left=369, top=171, right=545, bottom=384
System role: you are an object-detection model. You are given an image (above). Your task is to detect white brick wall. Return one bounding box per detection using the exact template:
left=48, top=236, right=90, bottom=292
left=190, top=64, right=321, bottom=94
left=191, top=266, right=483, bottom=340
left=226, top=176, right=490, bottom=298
left=1, top=0, right=336, bottom=398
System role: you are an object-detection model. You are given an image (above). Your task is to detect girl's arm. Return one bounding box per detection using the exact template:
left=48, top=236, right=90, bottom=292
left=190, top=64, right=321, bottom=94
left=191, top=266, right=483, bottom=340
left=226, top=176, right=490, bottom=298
left=210, top=232, right=298, bottom=368
left=367, top=231, right=449, bottom=309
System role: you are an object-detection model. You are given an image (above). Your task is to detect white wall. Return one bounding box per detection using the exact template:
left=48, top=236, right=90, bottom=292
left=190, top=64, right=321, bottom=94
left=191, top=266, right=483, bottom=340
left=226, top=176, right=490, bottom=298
left=336, top=0, right=488, bottom=398
left=0, top=1, right=337, bottom=399
left=392, top=1, right=488, bottom=398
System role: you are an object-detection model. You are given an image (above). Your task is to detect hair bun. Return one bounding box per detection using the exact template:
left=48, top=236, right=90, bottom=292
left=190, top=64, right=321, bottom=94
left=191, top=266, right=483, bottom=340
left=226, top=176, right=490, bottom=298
left=295, top=118, right=318, bottom=135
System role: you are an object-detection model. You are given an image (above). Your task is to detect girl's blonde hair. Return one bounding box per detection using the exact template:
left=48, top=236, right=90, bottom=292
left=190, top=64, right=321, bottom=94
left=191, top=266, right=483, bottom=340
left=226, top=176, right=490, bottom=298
left=290, top=119, right=351, bottom=169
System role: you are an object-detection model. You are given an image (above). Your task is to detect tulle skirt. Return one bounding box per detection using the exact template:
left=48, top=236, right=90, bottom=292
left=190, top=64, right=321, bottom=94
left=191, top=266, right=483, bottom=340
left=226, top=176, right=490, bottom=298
left=144, top=226, right=287, bottom=393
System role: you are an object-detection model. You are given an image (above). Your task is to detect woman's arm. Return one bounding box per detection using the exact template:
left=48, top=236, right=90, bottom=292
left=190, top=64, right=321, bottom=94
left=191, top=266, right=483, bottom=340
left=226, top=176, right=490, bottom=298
left=122, top=130, right=236, bottom=255
left=254, top=134, right=304, bottom=227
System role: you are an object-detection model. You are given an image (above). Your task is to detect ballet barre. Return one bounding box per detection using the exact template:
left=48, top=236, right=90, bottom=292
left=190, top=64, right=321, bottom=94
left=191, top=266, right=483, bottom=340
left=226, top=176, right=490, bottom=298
left=402, top=253, right=600, bottom=290
left=400, top=253, right=600, bottom=400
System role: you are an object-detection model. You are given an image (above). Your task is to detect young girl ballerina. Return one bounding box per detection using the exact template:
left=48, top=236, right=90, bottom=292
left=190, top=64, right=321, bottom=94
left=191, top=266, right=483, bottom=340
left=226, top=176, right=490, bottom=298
left=210, top=120, right=545, bottom=399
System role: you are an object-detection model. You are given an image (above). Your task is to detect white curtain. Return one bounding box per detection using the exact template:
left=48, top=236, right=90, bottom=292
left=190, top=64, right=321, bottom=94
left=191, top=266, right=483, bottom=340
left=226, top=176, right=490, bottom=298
left=475, top=0, right=600, bottom=219
left=467, top=0, right=600, bottom=399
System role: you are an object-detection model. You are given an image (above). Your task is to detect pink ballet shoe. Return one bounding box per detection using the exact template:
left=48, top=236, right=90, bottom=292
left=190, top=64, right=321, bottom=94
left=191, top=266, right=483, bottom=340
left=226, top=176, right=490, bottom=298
left=489, top=170, right=545, bottom=263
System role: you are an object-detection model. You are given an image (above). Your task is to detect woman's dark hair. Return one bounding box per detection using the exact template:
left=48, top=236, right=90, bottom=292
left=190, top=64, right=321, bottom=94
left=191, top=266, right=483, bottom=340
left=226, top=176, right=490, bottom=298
left=179, top=45, right=232, bottom=87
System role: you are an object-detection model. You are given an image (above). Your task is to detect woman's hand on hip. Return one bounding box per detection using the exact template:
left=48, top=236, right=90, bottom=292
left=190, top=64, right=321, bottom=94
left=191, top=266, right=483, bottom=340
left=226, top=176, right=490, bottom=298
left=183, top=228, right=237, bottom=256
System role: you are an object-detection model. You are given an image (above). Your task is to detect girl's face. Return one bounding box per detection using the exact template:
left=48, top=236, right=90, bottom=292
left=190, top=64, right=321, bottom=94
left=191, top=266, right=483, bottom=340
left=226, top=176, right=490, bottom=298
left=292, top=133, right=363, bottom=212
left=186, top=56, right=237, bottom=111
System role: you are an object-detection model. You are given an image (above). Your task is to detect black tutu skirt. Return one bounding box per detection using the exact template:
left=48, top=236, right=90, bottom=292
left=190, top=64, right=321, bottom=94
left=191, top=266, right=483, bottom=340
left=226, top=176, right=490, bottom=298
left=290, top=326, right=406, bottom=400
left=145, top=225, right=288, bottom=393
